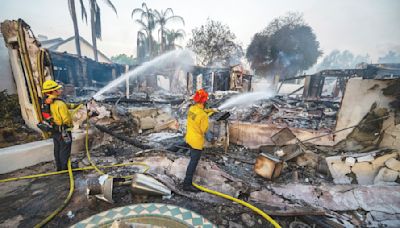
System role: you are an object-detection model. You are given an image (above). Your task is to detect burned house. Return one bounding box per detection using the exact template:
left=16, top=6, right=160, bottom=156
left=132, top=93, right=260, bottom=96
left=1, top=18, right=400, bottom=228
left=279, top=63, right=400, bottom=100
left=49, top=51, right=126, bottom=90
left=187, top=64, right=253, bottom=93
left=0, top=19, right=129, bottom=132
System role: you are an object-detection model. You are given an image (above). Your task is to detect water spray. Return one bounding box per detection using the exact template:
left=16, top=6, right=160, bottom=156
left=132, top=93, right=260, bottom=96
left=92, top=49, right=195, bottom=101
left=218, top=91, right=275, bottom=110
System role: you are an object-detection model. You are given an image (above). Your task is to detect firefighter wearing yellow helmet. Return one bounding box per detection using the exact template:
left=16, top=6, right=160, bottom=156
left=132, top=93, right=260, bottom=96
left=41, top=79, right=77, bottom=171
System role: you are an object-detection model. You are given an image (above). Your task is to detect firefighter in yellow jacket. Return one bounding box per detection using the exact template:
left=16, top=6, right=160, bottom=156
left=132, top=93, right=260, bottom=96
left=41, top=80, right=76, bottom=171
left=182, top=89, right=211, bottom=192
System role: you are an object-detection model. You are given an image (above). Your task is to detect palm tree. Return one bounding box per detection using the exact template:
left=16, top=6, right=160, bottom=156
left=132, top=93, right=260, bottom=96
left=154, top=8, right=185, bottom=53
left=165, top=29, right=185, bottom=51
left=136, top=31, right=147, bottom=60
left=88, top=0, right=117, bottom=62
left=68, top=0, right=86, bottom=57
left=132, top=3, right=156, bottom=57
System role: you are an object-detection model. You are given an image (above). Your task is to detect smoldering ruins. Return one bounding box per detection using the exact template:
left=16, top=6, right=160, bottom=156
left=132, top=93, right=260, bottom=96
left=1, top=17, right=400, bottom=228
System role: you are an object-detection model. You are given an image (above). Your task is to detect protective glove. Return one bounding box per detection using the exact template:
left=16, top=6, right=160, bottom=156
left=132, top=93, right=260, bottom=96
left=205, top=108, right=219, bottom=116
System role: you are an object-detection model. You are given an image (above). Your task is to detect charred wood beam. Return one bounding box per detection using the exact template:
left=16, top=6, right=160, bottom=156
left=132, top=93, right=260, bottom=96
left=288, top=86, right=304, bottom=96
left=301, top=215, right=344, bottom=228
left=93, top=124, right=151, bottom=149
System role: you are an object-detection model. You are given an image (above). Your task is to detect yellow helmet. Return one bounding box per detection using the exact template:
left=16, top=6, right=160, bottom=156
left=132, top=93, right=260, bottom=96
left=42, top=79, right=62, bottom=93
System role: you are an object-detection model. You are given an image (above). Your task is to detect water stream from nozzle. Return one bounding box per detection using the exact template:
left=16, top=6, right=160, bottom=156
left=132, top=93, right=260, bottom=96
left=92, top=49, right=195, bottom=100
left=218, top=91, right=275, bottom=110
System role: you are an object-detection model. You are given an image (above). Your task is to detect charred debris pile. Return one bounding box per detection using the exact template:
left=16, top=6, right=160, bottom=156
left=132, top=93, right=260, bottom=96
left=0, top=90, right=41, bottom=148
left=1, top=76, right=400, bottom=227
left=2, top=19, right=400, bottom=227
left=75, top=73, right=400, bottom=227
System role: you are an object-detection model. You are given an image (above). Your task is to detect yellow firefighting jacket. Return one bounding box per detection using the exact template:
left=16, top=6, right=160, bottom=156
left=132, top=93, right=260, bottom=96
left=185, top=103, right=209, bottom=150
left=47, top=95, right=75, bottom=128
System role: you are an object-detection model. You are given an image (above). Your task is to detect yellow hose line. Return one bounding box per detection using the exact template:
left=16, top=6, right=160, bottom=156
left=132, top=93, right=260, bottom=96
left=85, top=114, right=108, bottom=177
left=0, top=162, right=149, bottom=184
left=193, top=183, right=281, bottom=228
left=84, top=113, right=145, bottom=179
left=34, top=159, right=74, bottom=228
left=71, top=104, right=83, bottom=116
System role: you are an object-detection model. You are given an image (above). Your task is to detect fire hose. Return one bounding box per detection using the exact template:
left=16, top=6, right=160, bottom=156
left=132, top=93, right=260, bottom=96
left=84, top=111, right=281, bottom=227
left=0, top=110, right=280, bottom=228
left=33, top=159, right=74, bottom=228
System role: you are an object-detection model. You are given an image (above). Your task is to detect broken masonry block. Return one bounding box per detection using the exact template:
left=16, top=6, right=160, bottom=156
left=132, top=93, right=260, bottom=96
left=374, top=167, right=399, bottom=184
left=385, top=158, right=400, bottom=172
left=345, top=157, right=356, bottom=167
left=352, top=162, right=379, bottom=185
left=356, top=154, right=375, bottom=163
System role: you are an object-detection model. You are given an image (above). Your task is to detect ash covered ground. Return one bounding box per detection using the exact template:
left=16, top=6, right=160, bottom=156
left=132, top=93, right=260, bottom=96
left=0, top=134, right=330, bottom=228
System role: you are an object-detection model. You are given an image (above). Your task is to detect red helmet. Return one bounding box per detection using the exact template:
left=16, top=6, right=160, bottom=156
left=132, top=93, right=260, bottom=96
left=193, top=89, right=209, bottom=104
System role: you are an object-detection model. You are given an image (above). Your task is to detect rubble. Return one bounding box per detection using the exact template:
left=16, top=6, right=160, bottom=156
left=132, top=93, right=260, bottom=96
left=0, top=90, right=41, bottom=148
left=357, top=154, right=375, bottom=163
left=385, top=158, right=400, bottom=171
left=254, top=153, right=283, bottom=179
left=325, top=150, right=400, bottom=185
left=372, top=152, right=398, bottom=167
left=352, top=162, right=377, bottom=185
left=1, top=9, right=400, bottom=228
left=345, top=157, right=356, bottom=166
left=295, top=151, right=319, bottom=168
left=326, top=156, right=353, bottom=184
left=271, top=183, right=400, bottom=213
left=240, top=213, right=256, bottom=227
left=374, top=167, right=398, bottom=184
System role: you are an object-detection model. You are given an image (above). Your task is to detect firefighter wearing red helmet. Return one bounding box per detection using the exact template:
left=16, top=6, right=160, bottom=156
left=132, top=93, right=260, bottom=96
left=182, top=89, right=211, bottom=192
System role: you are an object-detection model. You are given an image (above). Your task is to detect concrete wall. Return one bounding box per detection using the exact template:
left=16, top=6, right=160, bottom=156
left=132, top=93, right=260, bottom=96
left=0, top=34, right=16, bottom=94
left=8, top=49, right=40, bottom=131
left=0, top=131, right=87, bottom=174
left=55, top=40, right=111, bottom=63
left=335, top=78, right=396, bottom=143
left=229, top=122, right=334, bottom=149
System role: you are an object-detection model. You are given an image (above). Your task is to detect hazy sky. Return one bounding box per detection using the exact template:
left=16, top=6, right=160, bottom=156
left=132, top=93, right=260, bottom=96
left=1, top=0, right=399, bottom=62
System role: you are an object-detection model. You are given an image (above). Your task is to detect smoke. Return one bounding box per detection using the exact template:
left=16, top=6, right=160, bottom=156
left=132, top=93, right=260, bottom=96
left=267, top=51, right=306, bottom=79
left=316, top=50, right=370, bottom=72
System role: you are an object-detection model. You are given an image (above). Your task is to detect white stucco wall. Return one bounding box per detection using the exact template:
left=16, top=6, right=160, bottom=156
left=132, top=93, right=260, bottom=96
left=55, top=40, right=111, bottom=63
left=0, top=34, right=16, bottom=94
left=335, top=78, right=400, bottom=151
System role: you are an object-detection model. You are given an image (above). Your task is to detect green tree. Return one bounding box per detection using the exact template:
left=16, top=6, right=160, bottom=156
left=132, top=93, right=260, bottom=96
left=187, top=19, right=243, bottom=66
left=110, top=54, right=137, bottom=65
left=132, top=2, right=156, bottom=57
left=136, top=31, right=147, bottom=60
left=246, top=12, right=322, bottom=79
left=154, top=8, right=185, bottom=53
